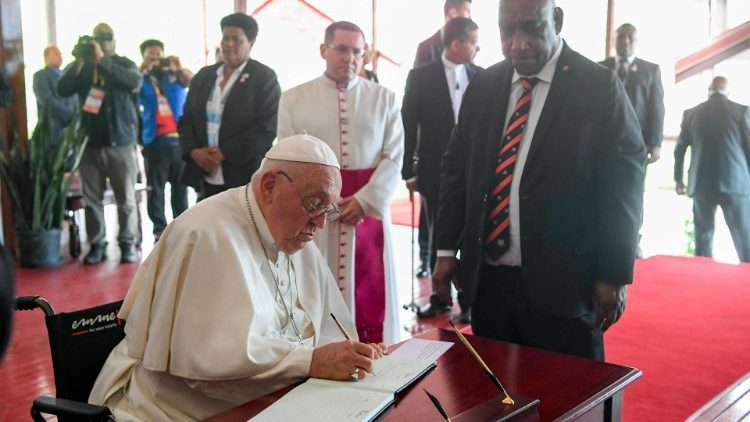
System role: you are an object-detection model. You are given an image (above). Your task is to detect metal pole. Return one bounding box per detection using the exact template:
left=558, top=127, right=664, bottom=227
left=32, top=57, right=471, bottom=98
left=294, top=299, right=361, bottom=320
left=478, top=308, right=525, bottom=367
left=45, top=0, right=57, bottom=46
left=403, top=190, right=420, bottom=313
left=371, top=0, right=378, bottom=73
left=605, top=0, right=615, bottom=58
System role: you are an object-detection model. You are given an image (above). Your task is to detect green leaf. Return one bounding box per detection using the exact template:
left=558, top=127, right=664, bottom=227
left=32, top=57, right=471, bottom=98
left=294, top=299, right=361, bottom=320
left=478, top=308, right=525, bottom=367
left=0, top=104, right=89, bottom=231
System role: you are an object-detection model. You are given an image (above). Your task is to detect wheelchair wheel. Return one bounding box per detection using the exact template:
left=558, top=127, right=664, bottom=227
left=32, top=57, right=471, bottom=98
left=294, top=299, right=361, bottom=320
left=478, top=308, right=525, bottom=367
left=69, top=219, right=81, bottom=258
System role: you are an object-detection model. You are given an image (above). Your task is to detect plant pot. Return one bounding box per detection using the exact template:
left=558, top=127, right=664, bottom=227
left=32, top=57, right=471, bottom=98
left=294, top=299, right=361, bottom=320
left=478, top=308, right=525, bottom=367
left=15, top=229, right=62, bottom=268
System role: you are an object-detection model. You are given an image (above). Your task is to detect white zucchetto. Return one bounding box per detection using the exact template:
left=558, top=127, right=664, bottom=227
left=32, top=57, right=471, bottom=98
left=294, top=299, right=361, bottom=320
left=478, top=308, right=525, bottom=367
left=265, top=134, right=340, bottom=169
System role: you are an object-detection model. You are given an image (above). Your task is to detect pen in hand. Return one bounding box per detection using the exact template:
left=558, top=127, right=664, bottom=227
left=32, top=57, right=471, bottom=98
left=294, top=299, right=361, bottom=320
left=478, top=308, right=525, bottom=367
left=330, top=313, right=375, bottom=375
left=330, top=312, right=352, bottom=341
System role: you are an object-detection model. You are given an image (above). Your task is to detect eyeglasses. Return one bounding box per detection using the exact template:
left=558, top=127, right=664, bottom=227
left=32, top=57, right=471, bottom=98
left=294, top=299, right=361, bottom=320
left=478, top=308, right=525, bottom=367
left=326, top=44, right=366, bottom=59
left=277, top=171, right=342, bottom=221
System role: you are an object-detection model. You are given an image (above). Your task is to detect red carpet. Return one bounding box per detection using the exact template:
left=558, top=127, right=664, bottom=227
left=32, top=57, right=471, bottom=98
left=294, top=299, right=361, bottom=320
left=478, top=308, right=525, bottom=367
left=606, top=255, right=750, bottom=421
left=3, top=252, right=750, bottom=421
left=390, top=195, right=420, bottom=227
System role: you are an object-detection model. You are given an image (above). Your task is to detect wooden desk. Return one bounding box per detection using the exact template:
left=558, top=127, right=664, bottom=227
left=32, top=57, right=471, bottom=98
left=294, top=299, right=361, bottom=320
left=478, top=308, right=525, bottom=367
left=205, top=329, right=641, bottom=421
left=686, top=372, right=750, bottom=422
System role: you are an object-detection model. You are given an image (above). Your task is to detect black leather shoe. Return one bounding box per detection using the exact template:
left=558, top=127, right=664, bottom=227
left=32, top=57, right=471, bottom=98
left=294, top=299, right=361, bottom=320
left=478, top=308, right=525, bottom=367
left=417, top=303, right=452, bottom=318
left=453, top=308, right=471, bottom=324
left=415, top=261, right=430, bottom=278
left=119, top=243, right=137, bottom=264
left=83, top=243, right=107, bottom=265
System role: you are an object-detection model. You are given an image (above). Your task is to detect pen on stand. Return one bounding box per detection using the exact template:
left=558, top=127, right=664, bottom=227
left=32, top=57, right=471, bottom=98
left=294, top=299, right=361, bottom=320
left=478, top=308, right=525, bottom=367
left=424, top=389, right=452, bottom=422
left=330, top=313, right=375, bottom=375
left=448, top=321, right=514, bottom=405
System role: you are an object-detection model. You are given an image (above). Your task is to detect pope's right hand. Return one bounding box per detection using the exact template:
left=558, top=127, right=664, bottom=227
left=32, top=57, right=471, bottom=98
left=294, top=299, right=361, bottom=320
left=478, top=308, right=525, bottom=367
left=433, top=257, right=459, bottom=307
left=309, top=340, right=375, bottom=381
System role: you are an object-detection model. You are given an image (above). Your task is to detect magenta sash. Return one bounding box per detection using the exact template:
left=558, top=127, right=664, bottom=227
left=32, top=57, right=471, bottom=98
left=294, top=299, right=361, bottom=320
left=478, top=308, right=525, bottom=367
left=340, top=168, right=385, bottom=343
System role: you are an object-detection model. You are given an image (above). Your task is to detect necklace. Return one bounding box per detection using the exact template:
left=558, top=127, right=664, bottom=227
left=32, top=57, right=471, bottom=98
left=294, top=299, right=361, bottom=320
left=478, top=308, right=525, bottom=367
left=244, top=184, right=304, bottom=344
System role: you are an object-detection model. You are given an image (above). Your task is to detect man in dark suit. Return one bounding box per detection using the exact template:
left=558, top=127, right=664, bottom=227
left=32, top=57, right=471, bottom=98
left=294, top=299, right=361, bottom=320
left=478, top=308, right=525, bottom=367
left=179, top=13, right=280, bottom=199
left=414, top=0, right=473, bottom=68
left=599, top=23, right=664, bottom=165
left=413, top=0, right=473, bottom=278
left=433, top=0, right=645, bottom=360
left=33, top=46, right=77, bottom=146
left=403, top=17, right=481, bottom=323
left=674, top=76, right=750, bottom=263
left=600, top=23, right=664, bottom=257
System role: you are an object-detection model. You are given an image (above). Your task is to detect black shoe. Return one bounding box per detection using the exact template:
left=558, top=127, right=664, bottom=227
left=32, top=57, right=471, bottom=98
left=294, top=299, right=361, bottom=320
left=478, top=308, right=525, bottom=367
left=119, top=243, right=137, bottom=264
left=417, top=303, right=452, bottom=318
left=416, top=261, right=430, bottom=278
left=83, top=243, right=107, bottom=265
left=453, top=308, right=471, bottom=324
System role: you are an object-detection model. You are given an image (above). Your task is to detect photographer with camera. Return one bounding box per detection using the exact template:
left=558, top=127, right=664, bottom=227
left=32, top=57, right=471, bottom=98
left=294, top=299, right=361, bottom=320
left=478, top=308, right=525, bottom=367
left=139, top=39, right=193, bottom=242
left=58, top=23, right=142, bottom=265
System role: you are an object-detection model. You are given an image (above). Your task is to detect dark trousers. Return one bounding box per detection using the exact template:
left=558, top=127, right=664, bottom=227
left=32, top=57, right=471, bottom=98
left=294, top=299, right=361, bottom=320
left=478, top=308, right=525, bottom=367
left=198, top=181, right=229, bottom=201
left=422, top=191, right=469, bottom=311
left=693, top=192, right=750, bottom=262
left=142, top=143, right=189, bottom=234
left=472, top=264, right=604, bottom=361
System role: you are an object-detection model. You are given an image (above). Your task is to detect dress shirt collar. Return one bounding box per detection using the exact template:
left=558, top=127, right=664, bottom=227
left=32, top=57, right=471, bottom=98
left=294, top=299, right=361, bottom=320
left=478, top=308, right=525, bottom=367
left=511, top=37, right=563, bottom=86
left=617, top=54, right=635, bottom=65
left=216, top=60, right=249, bottom=79
left=322, top=73, right=361, bottom=90
left=441, top=54, right=465, bottom=76
left=710, top=90, right=729, bottom=97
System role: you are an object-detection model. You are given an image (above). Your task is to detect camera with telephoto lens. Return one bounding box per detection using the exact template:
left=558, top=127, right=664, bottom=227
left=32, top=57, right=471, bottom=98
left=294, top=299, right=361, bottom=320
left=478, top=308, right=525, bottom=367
left=150, top=58, right=172, bottom=80
left=72, top=35, right=96, bottom=63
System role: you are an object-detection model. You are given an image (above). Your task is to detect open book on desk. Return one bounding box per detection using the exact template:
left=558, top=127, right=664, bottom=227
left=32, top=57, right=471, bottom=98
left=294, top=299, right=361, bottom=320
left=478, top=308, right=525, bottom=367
left=249, top=341, right=450, bottom=422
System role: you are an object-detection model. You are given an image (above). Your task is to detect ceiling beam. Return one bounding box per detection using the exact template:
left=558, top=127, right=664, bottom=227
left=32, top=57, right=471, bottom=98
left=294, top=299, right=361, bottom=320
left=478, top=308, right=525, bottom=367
left=674, top=20, right=750, bottom=82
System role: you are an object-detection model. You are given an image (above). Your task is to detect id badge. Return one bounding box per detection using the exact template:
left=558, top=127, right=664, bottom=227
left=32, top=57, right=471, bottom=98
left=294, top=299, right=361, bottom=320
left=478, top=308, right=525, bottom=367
left=82, top=87, right=105, bottom=114
left=157, top=95, right=173, bottom=117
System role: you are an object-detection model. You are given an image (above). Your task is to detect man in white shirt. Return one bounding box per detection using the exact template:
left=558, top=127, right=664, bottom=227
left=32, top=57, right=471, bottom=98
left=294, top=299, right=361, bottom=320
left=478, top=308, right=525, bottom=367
left=89, top=135, right=387, bottom=421
left=433, top=0, right=645, bottom=360
left=277, top=22, right=404, bottom=345
left=402, top=17, right=481, bottom=323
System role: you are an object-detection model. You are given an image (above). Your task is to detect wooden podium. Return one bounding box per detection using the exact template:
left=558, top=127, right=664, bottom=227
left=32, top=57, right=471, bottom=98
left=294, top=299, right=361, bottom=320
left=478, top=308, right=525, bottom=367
left=204, top=329, right=641, bottom=421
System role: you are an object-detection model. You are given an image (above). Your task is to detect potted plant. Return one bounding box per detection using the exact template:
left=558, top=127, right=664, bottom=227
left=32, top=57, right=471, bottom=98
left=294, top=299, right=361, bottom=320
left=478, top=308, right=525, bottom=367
left=0, top=109, right=88, bottom=267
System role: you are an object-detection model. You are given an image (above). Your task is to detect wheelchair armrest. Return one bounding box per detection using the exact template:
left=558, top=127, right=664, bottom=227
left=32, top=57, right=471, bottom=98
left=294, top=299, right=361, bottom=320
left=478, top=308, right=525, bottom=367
left=32, top=396, right=112, bottom=421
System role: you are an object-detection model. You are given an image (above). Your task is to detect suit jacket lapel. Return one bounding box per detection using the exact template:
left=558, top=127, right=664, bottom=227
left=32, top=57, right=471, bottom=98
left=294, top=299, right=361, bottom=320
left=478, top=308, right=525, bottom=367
left=223, top=60, right=253, bottom=114
left=484, top=63, right=514, bottom=174
left=193, top=65, right=219, bottom=147
left=431, top=61, right=455, bottom=123
left=524, top=43, right=575, bottom=167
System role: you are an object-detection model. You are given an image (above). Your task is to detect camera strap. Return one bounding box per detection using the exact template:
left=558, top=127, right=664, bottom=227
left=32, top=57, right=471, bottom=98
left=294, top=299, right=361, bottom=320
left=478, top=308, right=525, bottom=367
left=92, top=67, right=106, bottom=88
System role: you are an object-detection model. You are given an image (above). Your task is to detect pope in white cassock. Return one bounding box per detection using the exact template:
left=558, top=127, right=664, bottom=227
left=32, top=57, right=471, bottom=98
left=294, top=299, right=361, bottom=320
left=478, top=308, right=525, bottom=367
left=89, top=135, right=387, bottom=421
left=277, top=21, right=404, bottom=345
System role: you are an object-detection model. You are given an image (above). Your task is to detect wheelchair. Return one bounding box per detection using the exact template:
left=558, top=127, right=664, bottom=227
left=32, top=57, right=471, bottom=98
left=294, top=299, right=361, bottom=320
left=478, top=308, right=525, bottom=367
left=14, top=296, right=125, bottom=421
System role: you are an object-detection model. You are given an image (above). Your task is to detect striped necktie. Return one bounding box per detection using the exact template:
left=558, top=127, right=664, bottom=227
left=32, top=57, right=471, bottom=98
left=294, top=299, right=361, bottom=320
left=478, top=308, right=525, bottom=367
left=617, top=58, right=628, bottom=81
left=484, top=77, right=539, bottom=261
